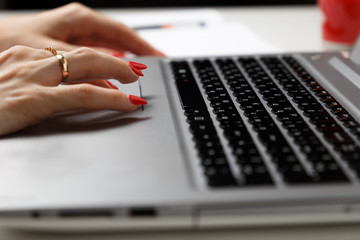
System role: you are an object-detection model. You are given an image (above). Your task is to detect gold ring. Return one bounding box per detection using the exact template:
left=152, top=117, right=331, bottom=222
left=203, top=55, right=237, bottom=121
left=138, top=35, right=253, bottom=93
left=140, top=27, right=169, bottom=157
left=44, top=47, right=69, bottom=82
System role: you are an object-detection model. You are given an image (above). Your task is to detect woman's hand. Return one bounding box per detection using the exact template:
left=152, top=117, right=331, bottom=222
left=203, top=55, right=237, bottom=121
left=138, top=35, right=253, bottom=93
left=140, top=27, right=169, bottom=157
left=0, top=2, right=163, bottom=56
left=0, top=45, right=147, bottom=136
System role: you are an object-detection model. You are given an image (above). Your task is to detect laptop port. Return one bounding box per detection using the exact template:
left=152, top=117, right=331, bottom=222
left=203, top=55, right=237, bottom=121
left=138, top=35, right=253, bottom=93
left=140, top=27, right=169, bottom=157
left=129, top=207, right=157, bottom=217
left=58, top=209, right=113, bottom=218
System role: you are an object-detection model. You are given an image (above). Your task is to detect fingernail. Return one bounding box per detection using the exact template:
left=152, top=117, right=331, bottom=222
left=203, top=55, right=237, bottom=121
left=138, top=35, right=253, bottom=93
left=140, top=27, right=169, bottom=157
left=129, top=95, right=148, bottom=105
left=105, top=80, right=118, bottom=90
left=128, top=64, right=144, bottom=76
left=128, top=61, right=147, bottom=70
left=111, top=52, right=125, bottom=58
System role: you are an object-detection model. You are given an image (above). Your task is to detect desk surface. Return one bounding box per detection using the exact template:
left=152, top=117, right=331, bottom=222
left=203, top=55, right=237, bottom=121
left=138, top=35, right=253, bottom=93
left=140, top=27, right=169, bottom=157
left=0, top=5, right=358, bottom=240
left=218, top=6, right=323, bottom=52
left=101, top=5, right=324, bottom=52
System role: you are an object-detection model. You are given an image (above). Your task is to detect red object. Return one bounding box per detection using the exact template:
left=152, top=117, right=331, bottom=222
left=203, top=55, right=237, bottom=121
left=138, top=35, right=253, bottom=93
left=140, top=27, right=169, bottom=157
left=128, top=63, right=144, bottom=76
left=319, top=0, right=360, bottom=44
left=128, top=61, right=148, bottom=70
left=129, top=95, right=148, bottom=105
left=111, top=52, right=125, bottom=58
left=105, top=80, right=118, bottom=90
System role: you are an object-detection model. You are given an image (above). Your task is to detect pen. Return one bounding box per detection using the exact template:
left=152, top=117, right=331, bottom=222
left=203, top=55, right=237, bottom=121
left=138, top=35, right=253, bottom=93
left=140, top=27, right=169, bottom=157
left=134, top=21, right=206, bottom=31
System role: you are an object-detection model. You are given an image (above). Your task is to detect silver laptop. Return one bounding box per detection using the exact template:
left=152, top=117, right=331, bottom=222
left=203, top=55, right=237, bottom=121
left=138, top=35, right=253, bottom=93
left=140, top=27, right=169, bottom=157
left=1, top=43, right=360, bottom=231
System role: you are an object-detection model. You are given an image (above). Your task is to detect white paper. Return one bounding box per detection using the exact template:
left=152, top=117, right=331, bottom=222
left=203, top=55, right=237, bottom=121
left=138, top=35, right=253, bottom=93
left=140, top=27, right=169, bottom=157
left=137, top=23, right=280, bottom=57
left=112, top=8, right=224, bottom=28
left=111, top=9, right=279, bottom=57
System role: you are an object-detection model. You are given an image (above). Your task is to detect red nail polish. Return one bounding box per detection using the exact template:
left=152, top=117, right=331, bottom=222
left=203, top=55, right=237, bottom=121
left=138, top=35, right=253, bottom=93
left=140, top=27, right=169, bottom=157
left=128, top=61, right=147, bottom=70
left=111, top=52, right=125, bottom=58
left=105, top=80, right=118, bottom=90
left=129, top=95, right=148, bottom=105
left=128, top=64, right=144, bottom=76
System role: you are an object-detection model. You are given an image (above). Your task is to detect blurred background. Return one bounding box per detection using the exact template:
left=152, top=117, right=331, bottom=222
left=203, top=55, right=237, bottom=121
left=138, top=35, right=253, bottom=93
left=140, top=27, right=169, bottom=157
left=0, top=0, right=315, bottom=9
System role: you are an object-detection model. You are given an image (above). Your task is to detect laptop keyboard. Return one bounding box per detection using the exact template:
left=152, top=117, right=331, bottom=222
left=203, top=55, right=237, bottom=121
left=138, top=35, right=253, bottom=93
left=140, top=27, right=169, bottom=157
left=170, top=56, right=360, bottom=188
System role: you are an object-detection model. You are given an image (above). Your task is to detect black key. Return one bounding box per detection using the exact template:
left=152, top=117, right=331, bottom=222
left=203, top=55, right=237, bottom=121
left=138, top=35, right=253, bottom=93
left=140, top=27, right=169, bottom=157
left=171, top=61, right=207, bottom=109
left=205, top=165, right=237, bottom=187
left=241, top=163, right=273, bottom=185
left=279, top=163, right=313, bottom=183
left=313, top=161, right=348, bottom=182
left=323, top=131, right=355, bottom=145
left=189, top=122, right=216, bottom=134
left=307, top=152, right=334, bottom=163
left=272, top=153, right=298, bottom=165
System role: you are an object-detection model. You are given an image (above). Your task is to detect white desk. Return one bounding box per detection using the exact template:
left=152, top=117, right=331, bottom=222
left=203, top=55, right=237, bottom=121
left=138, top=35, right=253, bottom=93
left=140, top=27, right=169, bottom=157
left=1, top=5, right=359, bottom=240
left=218, top=6, right=324, bottom=52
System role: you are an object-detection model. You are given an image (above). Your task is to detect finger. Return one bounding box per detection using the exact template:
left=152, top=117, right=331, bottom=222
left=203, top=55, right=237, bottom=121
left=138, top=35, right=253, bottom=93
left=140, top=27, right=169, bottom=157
left=49, top=84, right=141, bottom=113
left=42, top=47, right=140, bottom=85
left=0, top=46, right=136, bottom=88
left=42, top=37, right=126, bottom=55
left=94, top=80, right=113, bottom=89
left=37, top=38, right=80, bottom=52
left=104, top=80, right=119, bottom=90
left=30, top=3, right=164, bottom=56
left=87, top=80, right=119, bottom=90
left=65, top=80, right=115, bottom=89
left=0, top=45, right=53, bottom=67
left=68, top=6, right=163, bottom=56
left=67, top=36, right=127, bottom=54
left=94, top=22, right=164, bottom=56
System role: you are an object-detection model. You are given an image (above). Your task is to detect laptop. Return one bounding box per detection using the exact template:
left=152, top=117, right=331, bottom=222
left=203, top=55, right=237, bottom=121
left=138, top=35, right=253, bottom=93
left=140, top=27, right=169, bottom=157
left=0, top=42, right=360, bottom=231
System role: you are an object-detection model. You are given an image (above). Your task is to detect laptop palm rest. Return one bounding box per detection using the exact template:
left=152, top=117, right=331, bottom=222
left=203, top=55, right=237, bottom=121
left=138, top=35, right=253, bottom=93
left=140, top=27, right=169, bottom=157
left=0, top=58, right=192, bottom=212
